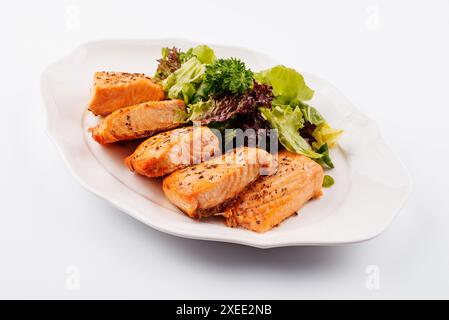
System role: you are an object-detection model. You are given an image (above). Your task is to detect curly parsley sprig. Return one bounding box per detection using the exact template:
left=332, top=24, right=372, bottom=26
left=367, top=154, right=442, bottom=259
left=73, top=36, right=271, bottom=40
left=203, top=58, right=254, bottom=96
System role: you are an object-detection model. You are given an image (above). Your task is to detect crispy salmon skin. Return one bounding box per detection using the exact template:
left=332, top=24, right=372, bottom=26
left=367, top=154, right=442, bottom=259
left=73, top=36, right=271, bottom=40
left=224, top=150, right=324, bottom=233
left=90, top=99, right=186, bottom=145
left=162, top=147, right=276, bottom=219
left=88, top=72, right=165, bottom=116
left=125, top=126, right=220, bottom=178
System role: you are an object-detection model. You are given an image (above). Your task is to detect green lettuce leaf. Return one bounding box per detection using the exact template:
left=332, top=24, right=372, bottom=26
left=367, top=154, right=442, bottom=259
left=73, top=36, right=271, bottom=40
left=179, top=48, right=194, bottom=64
left=297, top=102, right=325, bottom=125
left=259, top=105, right=322, bottom=159
left=254, top=65, right=314, bottom=105
left=187, top=99, right=213, bottom=120
left=312, top=123, right=343, bottom=149
left=315, top=143, right=334, bottom=168
left=179, top=45, right=216, bottom=65
left=192, top=45, right=216, bottom=64
left=162, top=57, right=205, bottom=103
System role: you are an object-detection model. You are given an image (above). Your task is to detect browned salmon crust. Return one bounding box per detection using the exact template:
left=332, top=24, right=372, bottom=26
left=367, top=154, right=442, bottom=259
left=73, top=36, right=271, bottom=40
left=88, top=72, right=165, bottom=116
left=162, top=147, right=276, bottom=219
left=224, top=150, right=324, bottom=233
left=90, top=99, right=186, bottom=145
left=125, top=126, right=220, bottom=178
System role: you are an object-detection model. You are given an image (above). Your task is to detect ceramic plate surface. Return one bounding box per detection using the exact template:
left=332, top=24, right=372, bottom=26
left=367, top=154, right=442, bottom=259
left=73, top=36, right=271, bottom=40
left=41, top=39, right=411, bottom=248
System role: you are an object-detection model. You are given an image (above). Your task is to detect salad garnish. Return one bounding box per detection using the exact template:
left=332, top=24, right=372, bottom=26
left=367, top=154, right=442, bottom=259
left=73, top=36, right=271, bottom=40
left=323, top=175, right=335, bottom=188
left=203, top=58, right=254, bottom=96
left=154, top=44, right=342, bottom=180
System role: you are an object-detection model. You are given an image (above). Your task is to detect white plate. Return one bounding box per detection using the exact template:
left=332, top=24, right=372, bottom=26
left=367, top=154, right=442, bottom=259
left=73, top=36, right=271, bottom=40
left=41, top=39, right=412, bottom=248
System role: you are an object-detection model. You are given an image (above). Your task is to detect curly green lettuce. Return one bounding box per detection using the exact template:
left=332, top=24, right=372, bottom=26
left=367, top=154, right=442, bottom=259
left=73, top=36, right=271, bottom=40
left=255, top=65, right=342, bottom=168
left=191, top=45, right=216, bottom=64
left=259, top=105, right=322, bottom=159
left=162, top=57, right=206, bottom=104
left=254, top=65, right=314, bottom=105
left=312, top=123, right=343, bottom=149
left=297, top=102, right=325, bottom=125
left=155, top=45, right=216, bottom=86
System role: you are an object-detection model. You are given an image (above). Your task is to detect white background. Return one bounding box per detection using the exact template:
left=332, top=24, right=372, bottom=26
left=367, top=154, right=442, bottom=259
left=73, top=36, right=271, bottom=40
left=1, top=0, right=448, bottom=299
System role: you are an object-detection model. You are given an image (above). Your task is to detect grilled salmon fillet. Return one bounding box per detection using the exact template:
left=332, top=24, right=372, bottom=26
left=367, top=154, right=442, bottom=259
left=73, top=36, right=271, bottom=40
left=162, top=147, right=276, bottom=219
left=90, top=99, right=186, bottom=145
left=125, top=126, right=220, bottom=178
left=88, top=72, right=165, bottom=116
left=223, top=150, right=324, bottom=232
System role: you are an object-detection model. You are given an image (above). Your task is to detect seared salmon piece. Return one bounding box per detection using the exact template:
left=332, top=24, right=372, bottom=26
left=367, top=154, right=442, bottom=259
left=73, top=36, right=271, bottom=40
left=90, top=99, right=186, bottom=145
left=224, top=150, right=324, bottom=233
left=162, top=147, right=276, bottom=219
left=88, top=72, right=165, bottom=116
left=125, top=126, right=220, bottom=178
